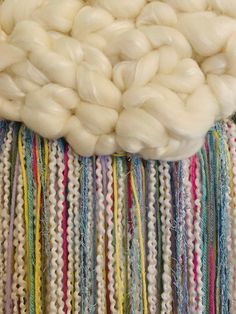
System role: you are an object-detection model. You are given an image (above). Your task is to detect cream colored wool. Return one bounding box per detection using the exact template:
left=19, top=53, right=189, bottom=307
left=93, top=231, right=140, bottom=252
left=0, top=0, right=236, bottom=160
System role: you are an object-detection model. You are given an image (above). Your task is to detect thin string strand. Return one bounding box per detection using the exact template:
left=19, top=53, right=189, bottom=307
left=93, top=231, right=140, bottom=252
left=130, top=159, right=148, bottom=314
left=113, top=157, right=123, bottom=314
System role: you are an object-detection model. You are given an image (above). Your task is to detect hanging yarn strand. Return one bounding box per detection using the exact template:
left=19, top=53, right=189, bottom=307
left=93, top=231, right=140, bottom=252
left=0, top=126, right=6, bottom=310
left=183, top=159, right=197, bottom=312
left=113, top=157, right=124, bottom=314
left=66, top=147, right=76, bottom=313
left=192, top=156, right=204, bottom=313
left=12, top=161, right=27, bottom=314
left=158, top=161, right=173, bottom=314
left=0, top=121, right=234, bottom=312
left=116, top=158, right=126, bottom=307
left=5, top=151, right=19, bottom=314
left=47, top=141, right=59, bottom=314
left=2, top=125, right=13, bottom=307
left=130, top=157, right=148, bottom=314
left=104, top=156, right=117, bottom=313
left=225, top=121, right=236, bottom=311
left=87, top=158, right=95, bottom=313
left=73, top=154, right=81, bottom=314
left=95, top=157, right=106, bottom=314
left=56, top=143, right=67, bottom=314
left=147, top=160, right=158, bottom=313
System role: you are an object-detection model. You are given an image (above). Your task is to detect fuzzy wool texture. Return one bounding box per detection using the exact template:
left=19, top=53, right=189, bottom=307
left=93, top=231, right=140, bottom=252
left=0, top=0, right=236, bottom=160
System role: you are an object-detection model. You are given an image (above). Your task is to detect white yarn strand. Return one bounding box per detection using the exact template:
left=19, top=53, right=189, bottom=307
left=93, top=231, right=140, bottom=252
left=105, top=156, right=117, bottom=313
left=12, top=166, right=27, bottom=314
left=73, top=155, right=82, bottom=313
left=95, top=157, right=106, bottom=314
left=117, top=159, right=125, bottom=300
left=55, top=144, right=65, bottom=314
left=147, top=160, right=158, bottom=314
left=225, top=121, right=236, bottom=311
left=193, top=156, right=204, bottom=313
left=159, top=161, right=173, bottom=314
left=48, top=141, right=59, bottom=313
left=182, top=159, right=197, bottom=312
left=2, top=126, right=13, bottom=307
left=66, top=147, right=76, bottom=313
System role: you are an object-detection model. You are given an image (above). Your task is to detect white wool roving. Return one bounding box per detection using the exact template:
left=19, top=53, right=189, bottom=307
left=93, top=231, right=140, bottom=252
left=0, top=0, right=236, bottom=160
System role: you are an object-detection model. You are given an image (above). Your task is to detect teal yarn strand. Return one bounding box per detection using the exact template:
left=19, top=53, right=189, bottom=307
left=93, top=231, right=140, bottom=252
left=80, top=157, right=89, bottom=313
left=199, top=148, right=209, bottom=314
left=25, top=129, right=36, bottom=314
left=216, top=123, right=230, bottom=313
left=91, top=156, right=97, bottom=314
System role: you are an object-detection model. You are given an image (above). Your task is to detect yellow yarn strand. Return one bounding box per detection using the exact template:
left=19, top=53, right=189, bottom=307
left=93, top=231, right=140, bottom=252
left=113, top=158, right=123, bottom=314
left=35, top=136, right=41, bottom=314
left=18, top=128, right=30, bottom=292
left=130, top=168, right=148, bottom=314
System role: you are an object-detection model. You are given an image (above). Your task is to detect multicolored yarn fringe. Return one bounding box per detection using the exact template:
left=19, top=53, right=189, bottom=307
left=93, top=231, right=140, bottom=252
left=1, top=120, right=236, bottom=314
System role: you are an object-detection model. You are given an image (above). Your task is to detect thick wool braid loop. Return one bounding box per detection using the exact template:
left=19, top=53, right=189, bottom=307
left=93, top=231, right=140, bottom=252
left=0, top=0, right=236, bottom=160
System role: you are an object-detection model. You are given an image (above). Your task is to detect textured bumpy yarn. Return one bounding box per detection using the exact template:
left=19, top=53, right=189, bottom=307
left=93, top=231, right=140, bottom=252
left=0, top=0, right=236, bottom=160
left=0, top=119, right=236, bottom=313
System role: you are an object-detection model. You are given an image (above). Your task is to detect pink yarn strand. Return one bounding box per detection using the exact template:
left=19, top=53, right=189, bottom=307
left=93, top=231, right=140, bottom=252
left=63, top=145, right=69, bottom=314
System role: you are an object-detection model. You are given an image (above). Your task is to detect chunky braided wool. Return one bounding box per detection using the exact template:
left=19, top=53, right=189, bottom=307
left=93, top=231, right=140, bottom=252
left=1, top=0, right=236, bottom=160
left=0, top=120, right=236, bottom=313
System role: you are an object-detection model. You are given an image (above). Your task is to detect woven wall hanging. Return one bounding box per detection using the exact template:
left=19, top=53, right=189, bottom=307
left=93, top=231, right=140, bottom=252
left=1, top=0, right=236, bottom=313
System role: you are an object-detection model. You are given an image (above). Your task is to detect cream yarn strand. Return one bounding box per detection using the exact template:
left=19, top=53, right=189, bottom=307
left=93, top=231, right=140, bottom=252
left=66, top=147, right=76, bottom=313
left=225, top=121, right=236, bottom=311
left=183, top=159, right=197, bottom=311
left=12, top=167, right=27, bottom=314
left=147, top=161, right=158, bottom=313
left=117, top=159, right=125, bottom=302
left=194, top=156, right=204, bottom=313
left=2, top=126, right=13, bottom=307
left=159, top=161, right=172, bottom=314
left=105, top=156, right=117, bottom=313
left=56, top=145, right=66, bottom=314
left=95, top=157, right=106, bottom=314
left=73, top=155, right=82, bottom=313
left=48, top=141, right=58, bottom=314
